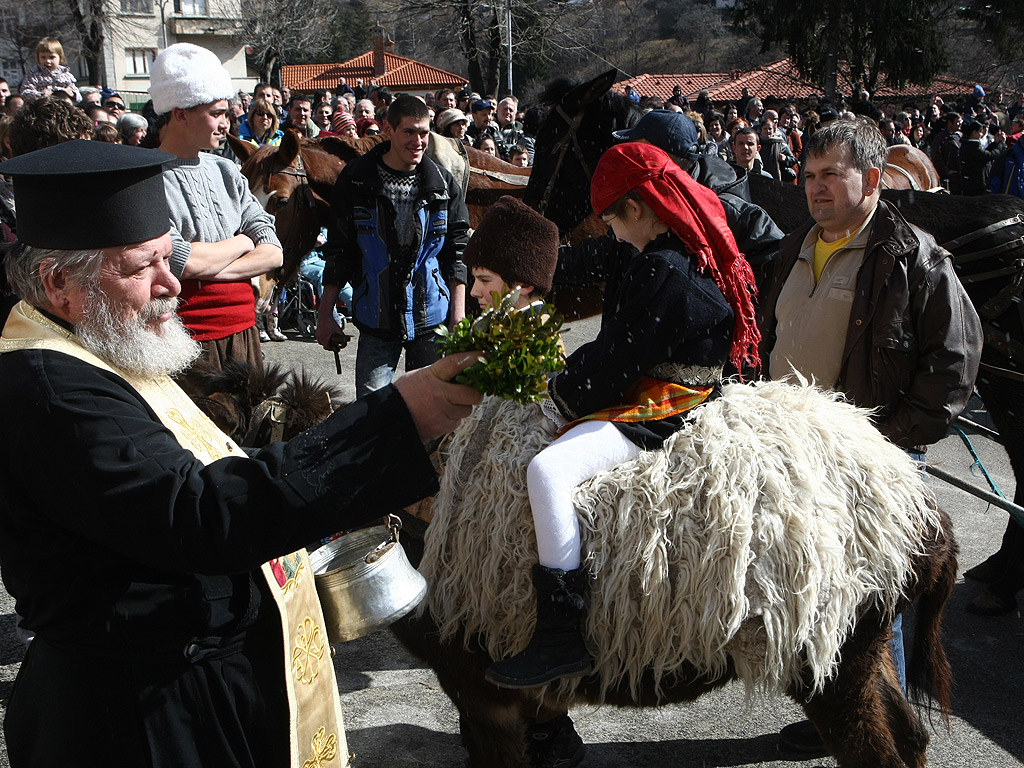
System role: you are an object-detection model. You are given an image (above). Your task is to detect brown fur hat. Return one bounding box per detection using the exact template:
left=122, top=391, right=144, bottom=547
left=463, top=196, right=559, bottom=295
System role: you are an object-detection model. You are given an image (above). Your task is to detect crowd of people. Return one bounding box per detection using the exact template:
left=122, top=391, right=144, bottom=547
left=628, top=83, right=1024, bottom=197
left=7, top=34, right=1024, bottom=198
left=0, top=32, right=1019, bottom=768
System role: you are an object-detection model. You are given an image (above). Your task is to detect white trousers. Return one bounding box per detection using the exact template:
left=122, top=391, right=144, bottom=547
left=527, top=421, right=641, bottom=570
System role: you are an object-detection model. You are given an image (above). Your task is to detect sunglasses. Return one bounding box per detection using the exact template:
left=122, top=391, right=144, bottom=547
left=104, top=102, right=126, bottom=111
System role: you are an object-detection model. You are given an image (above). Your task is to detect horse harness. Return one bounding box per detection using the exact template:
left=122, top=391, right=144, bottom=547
left=273, top=152, right=320, bottom=246
left=535, top=105, right=593, bottom=219
left=943, top=213, right=1024, bottom=381
left=469, top=166, right=530, bottom=186
left=263, top=150, right=328, bottom=298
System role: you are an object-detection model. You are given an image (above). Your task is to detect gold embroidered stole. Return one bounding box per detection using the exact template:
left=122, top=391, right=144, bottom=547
left=0, top=301, right=350, bottom=768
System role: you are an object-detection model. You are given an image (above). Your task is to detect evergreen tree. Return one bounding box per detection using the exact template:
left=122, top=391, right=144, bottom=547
left=737, top=0, right=945, bottom=100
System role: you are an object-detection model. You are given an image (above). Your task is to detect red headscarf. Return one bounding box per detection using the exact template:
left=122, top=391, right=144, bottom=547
left=590, top=142, right=761, bottom=375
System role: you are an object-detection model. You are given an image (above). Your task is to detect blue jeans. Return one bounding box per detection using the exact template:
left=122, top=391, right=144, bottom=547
left=890, top=614, right=906, bottom=695
left=888, top=449, right=926, bottom=696
left=355, top=329, right=442, bottom=397
left=300, top=256, right=352, bottom=310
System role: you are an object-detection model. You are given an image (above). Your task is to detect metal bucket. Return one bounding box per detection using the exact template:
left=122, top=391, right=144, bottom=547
left=308, top=515, right=427, bottom=643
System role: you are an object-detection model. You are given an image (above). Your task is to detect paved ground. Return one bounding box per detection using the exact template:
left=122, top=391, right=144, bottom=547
left=0, top=319, right=1021, bottom=767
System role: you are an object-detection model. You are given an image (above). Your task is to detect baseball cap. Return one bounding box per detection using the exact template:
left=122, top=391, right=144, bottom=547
left=612, top=109, right=699, bottom=159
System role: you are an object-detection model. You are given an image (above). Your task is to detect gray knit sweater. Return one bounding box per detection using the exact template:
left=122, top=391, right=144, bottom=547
left=162, top=153, right=281, bottom=278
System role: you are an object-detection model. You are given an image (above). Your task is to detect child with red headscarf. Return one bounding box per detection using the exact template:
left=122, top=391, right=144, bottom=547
left=486, top=142, right=760, bottom=690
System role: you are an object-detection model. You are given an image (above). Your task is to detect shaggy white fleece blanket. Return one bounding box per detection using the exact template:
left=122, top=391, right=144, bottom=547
left=421, top=379, right=941, bottom=701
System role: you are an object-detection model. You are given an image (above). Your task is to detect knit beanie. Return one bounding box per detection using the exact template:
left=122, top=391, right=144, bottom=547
left=149, top=43, right=235, bottom=115
left=463, top=196, right=559, bottom=295
left=332, top=111, right=356, bottom=133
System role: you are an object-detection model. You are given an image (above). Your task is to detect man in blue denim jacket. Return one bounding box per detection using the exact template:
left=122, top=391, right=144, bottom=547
left=317, top=94, right=470, bottom=395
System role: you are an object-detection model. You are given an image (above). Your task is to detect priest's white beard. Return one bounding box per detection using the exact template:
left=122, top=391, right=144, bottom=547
left=76, top=286, right=201, bottom=378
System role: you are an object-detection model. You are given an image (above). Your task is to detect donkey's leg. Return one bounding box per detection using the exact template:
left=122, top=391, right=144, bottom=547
left=795, top=619, right=927, bottom=768
left=393, top=611, right=535, bottom=767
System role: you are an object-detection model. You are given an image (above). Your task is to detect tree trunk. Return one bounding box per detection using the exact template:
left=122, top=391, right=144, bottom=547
left=823, top=6, right=841, bottom=102
left=70, top=0, right=105, bottom=87
left=460, top=0, right=485, bottom=93
left=264, top=53, right=278, bottom=85
left=484, top=13, right=502, bottom=95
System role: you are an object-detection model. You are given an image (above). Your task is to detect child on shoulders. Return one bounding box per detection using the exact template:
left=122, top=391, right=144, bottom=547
left=21, top=37, right=81, bottom=103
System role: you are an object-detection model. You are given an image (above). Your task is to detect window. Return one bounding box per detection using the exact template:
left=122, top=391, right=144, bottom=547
left=0, top=58, right=21, bottom=84
left=174, top=0, right=207, bottom=14
left=125, top=48, right=155, bottom=76
left=121, top=0, right=152, bottom=11
left=0, top=8, right=16, bottom=36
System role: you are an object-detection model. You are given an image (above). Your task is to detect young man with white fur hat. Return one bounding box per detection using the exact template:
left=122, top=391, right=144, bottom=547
left=151, top=42, right=282, bottom=374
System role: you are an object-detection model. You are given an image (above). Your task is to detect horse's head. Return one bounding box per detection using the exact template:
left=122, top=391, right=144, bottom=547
left=238, top=130, right=309, bottom=215
left=525, top=70, right=641, bottom=235
left=237, top=132, right=344, bottom=291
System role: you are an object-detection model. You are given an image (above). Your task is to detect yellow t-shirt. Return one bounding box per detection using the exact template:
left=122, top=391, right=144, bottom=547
left=813, top=233, right=853, bottom=282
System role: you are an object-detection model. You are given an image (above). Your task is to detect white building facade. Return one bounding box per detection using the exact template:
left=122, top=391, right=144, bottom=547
left=0, top=0, right=254, bottom=108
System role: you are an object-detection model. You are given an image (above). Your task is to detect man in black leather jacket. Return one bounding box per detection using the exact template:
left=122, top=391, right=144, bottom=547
left=758, top=117, right=981, bottom=755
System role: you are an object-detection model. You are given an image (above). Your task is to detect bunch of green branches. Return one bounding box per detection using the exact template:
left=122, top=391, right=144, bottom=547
left=436, top=288, right=565, bottom=404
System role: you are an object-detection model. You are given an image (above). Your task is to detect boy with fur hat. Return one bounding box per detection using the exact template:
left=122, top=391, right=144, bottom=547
left=464, top=196, right=558, bottom=311
left=465, top=195, right=591, bottom=768
left=150, top=42, right=282, bottom=375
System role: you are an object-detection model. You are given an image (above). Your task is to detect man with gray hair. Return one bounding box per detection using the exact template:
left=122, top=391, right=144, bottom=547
left=0, top=138, right=482, bottom=768
left=495, top=95, right=530, bottom=161
left=78, top=85, right=101, bottom=105
left=116, top=111, right=149, bottom=145
left=759, top=118, right=981, bottom=754
left=353, top=97, right=375, bottom=121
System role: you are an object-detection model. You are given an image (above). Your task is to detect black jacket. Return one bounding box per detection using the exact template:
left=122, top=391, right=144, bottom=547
left=960, top=138, right=1004, bottom=194
left=323, top=142, right=469, bottom=339
left=550, top=232, right=733, bottom=425
left=0, top=348, right=438, bottom=766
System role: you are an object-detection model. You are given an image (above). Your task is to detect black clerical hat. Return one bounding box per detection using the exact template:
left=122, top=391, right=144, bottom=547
left=2, top=140, right=174, bottom=249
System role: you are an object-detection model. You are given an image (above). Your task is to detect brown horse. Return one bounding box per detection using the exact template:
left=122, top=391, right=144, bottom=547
left=391, top=385, right=958, bottom=768
left=883, top=145, right=943, bottom=191
left=229, top=131, right=350, bottom=291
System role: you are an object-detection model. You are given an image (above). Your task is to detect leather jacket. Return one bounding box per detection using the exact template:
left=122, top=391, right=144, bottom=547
left=759, top=200, right=982, bottom=449
left=691, top=155, right=783, bottom=282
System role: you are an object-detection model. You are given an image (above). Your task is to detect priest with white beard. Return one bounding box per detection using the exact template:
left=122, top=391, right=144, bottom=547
left=0, top=140, right=483, bottom=768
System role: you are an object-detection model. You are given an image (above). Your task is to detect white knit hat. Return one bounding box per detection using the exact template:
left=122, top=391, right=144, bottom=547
left=149, top=43, right=235, bottom=114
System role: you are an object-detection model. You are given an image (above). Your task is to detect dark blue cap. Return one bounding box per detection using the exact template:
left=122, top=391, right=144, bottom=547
left=612, top=109, right=699, bottom=159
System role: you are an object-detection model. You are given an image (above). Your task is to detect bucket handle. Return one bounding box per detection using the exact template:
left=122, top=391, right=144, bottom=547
left=365, top=514, right=402, bottom=564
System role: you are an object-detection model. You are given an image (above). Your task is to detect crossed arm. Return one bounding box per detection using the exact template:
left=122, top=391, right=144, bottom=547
left=179, top=234, right=283, bottom=281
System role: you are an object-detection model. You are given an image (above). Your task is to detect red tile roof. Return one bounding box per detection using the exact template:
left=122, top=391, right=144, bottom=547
left=283, top=52, right=466, bottom=93
left=611, top=73, right=727, bottom=103
left=613, top=59, right=982, bottom=105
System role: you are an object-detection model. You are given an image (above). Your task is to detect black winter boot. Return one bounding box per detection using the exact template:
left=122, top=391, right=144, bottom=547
left=485, top=564, right=593, bottom=688
left=528, top=713, right=586, bottom=768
